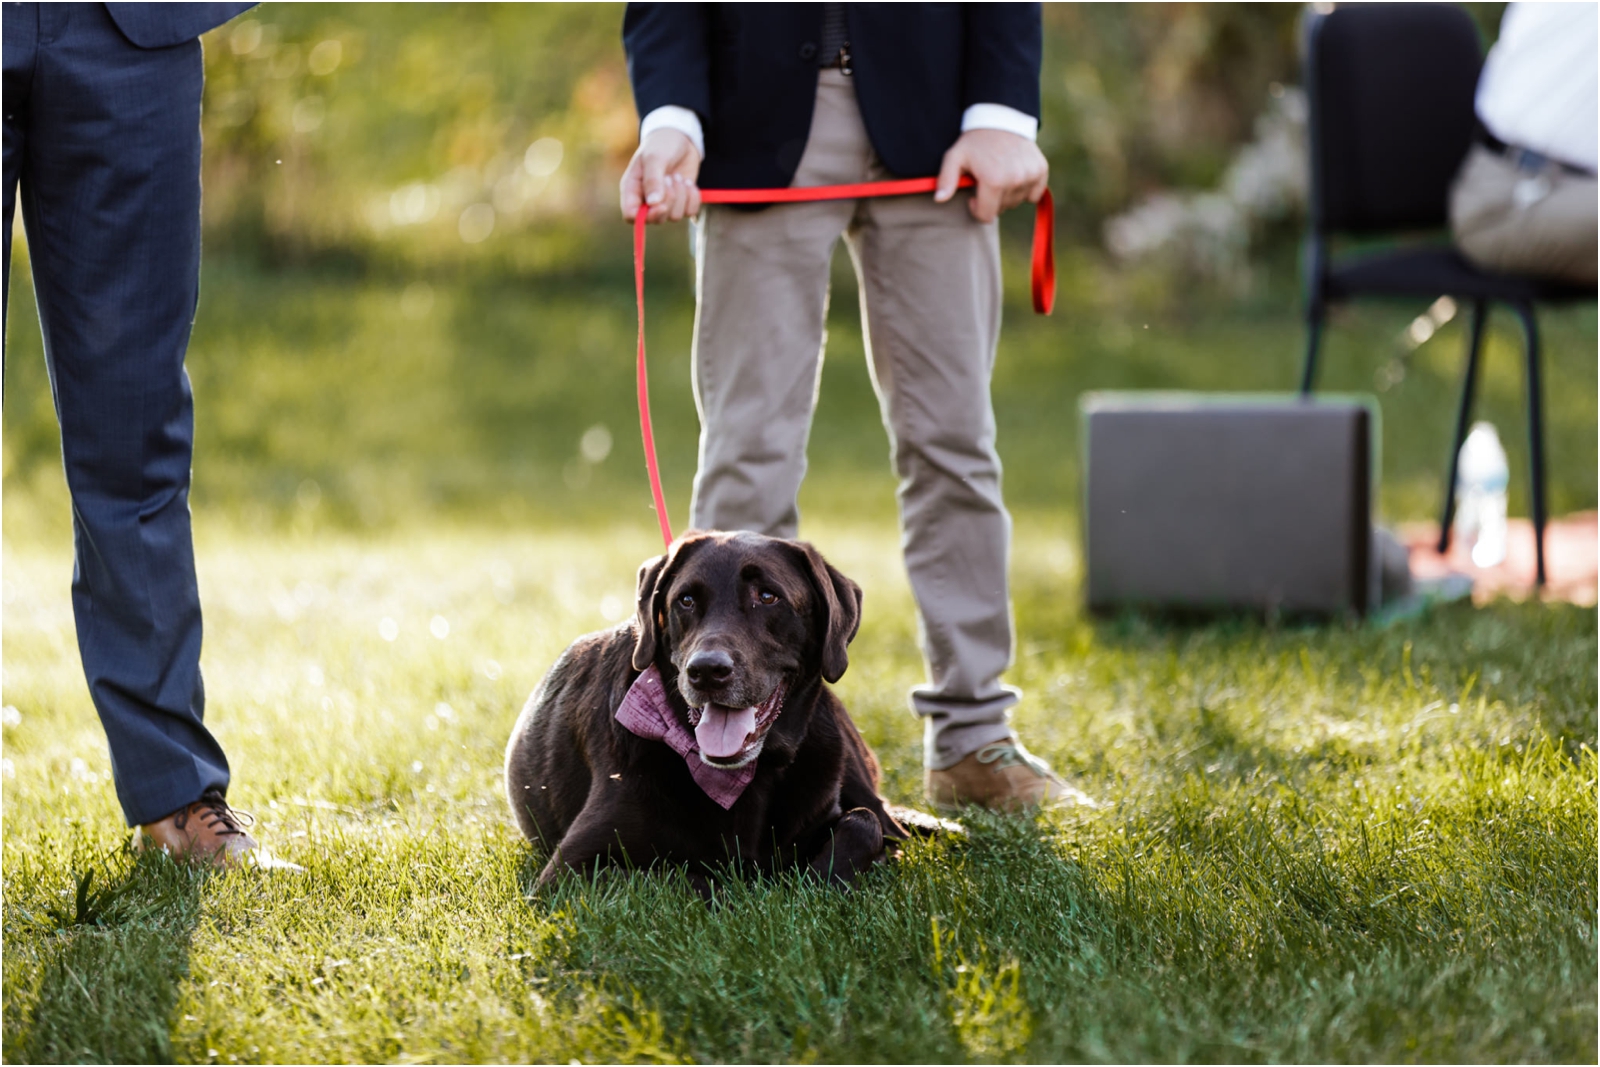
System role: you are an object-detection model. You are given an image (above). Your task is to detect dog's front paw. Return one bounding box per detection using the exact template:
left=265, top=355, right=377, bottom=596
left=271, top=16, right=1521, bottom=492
left=807, top=807, right=885, bottom=886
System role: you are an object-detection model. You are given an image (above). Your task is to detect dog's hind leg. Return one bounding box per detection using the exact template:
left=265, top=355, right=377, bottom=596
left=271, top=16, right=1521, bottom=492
left=805, top=807, right=885, bottom=886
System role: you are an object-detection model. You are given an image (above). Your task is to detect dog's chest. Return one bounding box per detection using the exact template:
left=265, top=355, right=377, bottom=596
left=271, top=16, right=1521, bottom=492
left=622, top=744, right=838, bottom=868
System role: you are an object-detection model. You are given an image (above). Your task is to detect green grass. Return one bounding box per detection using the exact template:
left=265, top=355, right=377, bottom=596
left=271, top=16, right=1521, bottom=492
left=3, top=253, right=1596, bottom=1062
left=3, top=524, right=1595, bottom=1063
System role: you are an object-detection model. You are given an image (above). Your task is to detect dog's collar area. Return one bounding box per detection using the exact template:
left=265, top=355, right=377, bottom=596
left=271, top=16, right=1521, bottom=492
left=616, top=666, right=786, bottom=810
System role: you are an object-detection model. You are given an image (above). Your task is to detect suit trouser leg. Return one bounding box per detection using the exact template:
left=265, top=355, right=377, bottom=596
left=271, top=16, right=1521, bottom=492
left=687, top=74, right=863, bottom=536
left=687, top=193, right=853, bottom=536
left=3, top=3, right=229, bottom=827
left=690, top=69, right=1018, bottom=770
left=2, top=4, right=30, bottom=324
left=848, top=190, right=1017, bottom=771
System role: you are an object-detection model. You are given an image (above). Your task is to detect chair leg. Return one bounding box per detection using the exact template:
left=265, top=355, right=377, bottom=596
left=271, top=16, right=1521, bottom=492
left=1299, top=304, right=1324, bottom=395
left=1299, top=236, right=1326, bottom=396
left=1438, top=299, right=1488, bottom=554
left=1514, top=301, right=1548, bottom=587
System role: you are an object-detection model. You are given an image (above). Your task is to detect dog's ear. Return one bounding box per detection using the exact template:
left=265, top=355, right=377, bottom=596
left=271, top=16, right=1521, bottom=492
left=631, top=536, right=704, bottom=671
left=791, top=540, right=863, bottom=684
left=631, top=552, right=669, bottom=671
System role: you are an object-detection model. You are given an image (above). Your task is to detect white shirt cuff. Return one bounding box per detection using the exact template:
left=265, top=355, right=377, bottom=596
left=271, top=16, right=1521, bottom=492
left=960, top=103, right=1039, bottom=142
left=639, top=105, right=705, bottom=160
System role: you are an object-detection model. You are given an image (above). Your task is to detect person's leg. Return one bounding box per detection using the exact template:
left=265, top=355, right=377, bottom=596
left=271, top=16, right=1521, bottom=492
left=20, top=3, right=228, bottom=828
left=1451, top=144, right=1599, bottom=286
left=846, top=184, right=1019, bottom=772
left=3, top=2, right=38, bottom=323
left=688, top=70, right=863, bottom=537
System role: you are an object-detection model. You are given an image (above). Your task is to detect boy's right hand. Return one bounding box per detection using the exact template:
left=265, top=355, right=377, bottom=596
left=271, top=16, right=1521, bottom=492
left=621, top=129, right=702, bottom=224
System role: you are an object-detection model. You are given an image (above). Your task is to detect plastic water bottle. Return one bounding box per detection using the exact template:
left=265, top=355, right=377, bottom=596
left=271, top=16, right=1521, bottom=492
left=1455, top=422, right=1509, bottom=568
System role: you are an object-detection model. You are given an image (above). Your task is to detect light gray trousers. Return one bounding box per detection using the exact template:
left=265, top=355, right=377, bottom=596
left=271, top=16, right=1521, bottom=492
left=1450, top=143, right=1598, bottom=286
left=688, top=69, right=1019, bottom=769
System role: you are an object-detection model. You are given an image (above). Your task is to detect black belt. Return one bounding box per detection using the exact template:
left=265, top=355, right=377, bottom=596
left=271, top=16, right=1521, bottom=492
left=1476, top=126, right=1595, bottom=178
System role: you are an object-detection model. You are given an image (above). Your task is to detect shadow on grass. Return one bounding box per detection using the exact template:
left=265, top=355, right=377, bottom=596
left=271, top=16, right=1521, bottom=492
left=505, top=814, right=1087, bottom=1062
left=5, top=851, right=207, bottom=1064
left=470, top=790, right=1598, bottom=1062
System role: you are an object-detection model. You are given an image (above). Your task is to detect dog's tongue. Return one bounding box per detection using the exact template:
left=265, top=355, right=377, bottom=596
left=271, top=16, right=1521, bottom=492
left=695, top=704, right=758, bottom=761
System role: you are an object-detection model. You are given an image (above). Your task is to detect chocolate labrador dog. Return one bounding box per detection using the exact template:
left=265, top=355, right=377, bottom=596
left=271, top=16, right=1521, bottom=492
left=504, top=530, right=927, bottom=892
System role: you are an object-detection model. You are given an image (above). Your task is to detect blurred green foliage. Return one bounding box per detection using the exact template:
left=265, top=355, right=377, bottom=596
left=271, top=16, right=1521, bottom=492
left=185, top=1, right=1509, bottom=278
left=195, top=2, right=1322, bottom=268
left=1039, top=4, right=1300, bottom=235
left=197, top=3, right=636, bottom=271
left=9, top=0, right=1582, bottom=544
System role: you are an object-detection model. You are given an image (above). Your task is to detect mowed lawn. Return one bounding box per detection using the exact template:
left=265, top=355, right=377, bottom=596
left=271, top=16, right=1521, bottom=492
left=3, top=255, right=1596, bottom=1063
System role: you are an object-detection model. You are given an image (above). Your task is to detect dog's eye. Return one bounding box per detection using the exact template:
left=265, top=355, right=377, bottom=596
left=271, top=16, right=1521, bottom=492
left=758, top=590, right=779, bottom=606
left=677, top=593, right=695, bottom=610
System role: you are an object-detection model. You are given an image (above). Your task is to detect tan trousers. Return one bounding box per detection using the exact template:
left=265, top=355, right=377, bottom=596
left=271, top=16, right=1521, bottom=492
left=688, top=69, right=1018, bottom=769
left=1450, top=143, right=1598, bottom=286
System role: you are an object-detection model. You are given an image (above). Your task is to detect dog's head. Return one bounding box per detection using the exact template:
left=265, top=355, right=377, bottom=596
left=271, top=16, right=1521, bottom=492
left=630, top=530, right=862, bottom=769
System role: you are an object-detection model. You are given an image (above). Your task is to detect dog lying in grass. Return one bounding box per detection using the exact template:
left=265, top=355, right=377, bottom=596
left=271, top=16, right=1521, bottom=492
left=505, top=530, right=947, bottom=893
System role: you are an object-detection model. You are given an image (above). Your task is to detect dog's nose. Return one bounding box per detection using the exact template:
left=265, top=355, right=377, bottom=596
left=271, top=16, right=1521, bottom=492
left=685, top=649, right=734, bottom=690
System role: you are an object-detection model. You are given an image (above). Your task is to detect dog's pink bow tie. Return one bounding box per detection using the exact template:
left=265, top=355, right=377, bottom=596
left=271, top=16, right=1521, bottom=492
left=615, top=665, right=782, bottom=810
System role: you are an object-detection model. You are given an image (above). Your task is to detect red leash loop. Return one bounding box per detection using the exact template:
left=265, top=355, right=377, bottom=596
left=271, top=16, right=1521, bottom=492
left=633, top=178, right=1056, bottom=549
left=633, top=205, right=675, bottom=549
left=1030, top=186, right=1056, bottom=315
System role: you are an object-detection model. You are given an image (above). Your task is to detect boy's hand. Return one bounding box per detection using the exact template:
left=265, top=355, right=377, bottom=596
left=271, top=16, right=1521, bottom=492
left=935, top=129, right=1049, bottom=224
left=621, top=129, right=702, bottom=223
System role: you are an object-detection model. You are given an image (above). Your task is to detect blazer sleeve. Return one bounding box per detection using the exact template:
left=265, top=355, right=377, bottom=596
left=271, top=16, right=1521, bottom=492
left=103, top=2, right=256, bottom=49
left=961, top=3, right=1043, bottom=119
left=622, top=3, right=713, bottom=124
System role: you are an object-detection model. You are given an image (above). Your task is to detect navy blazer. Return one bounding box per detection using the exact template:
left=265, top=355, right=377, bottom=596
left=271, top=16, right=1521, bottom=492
left=104, top=2, right=255, bottom=49
left=623, top=3, right=1042, bottom=189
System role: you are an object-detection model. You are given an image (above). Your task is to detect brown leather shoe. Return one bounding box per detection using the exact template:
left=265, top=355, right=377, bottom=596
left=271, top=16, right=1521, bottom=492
left=926, top=739, right=1100, bottom=814
left=133, top=789, right=275, bottom=869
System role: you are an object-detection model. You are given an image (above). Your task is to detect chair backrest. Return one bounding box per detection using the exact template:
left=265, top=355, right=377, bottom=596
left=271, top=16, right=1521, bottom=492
left=1305, top=3, right=1483, bottom=235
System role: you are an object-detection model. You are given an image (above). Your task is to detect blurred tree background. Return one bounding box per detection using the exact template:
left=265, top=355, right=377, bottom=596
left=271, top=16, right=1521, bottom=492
left=202, top=4, right=1311, bottom=263
left=5, top=1, right=1589, bottom=541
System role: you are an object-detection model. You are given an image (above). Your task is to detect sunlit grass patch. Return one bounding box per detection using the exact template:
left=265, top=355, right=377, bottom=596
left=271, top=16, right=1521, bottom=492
left=3, top=517, right=1593, bottom=1063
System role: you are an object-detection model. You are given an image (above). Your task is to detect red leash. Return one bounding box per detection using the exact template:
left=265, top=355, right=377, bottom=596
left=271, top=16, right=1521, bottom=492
left=633, top=177, right=1056, bottom=549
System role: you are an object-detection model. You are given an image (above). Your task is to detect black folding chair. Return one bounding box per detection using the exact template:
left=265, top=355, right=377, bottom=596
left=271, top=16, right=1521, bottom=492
left=1299, top=2, right=1595, bottom=585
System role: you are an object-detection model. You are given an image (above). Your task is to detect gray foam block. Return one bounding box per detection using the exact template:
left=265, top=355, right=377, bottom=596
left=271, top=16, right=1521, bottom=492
left=1082, top=393, right=1373, bottom=617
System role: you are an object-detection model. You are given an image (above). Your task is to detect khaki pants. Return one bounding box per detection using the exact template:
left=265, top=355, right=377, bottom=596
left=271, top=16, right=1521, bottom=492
left=1450, top=143, right=1598, bottom=286
left=689, top=69, right=1017, bottom=769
